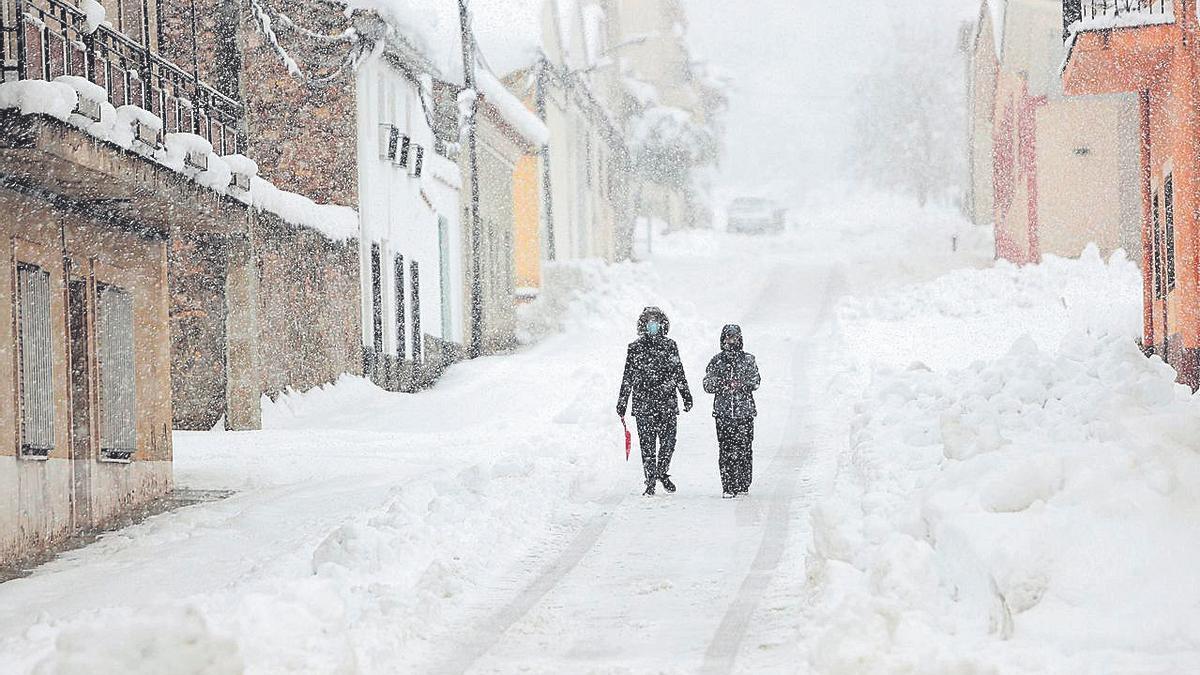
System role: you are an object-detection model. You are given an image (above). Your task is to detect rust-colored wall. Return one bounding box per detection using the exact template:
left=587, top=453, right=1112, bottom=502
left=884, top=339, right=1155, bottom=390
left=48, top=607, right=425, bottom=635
left=1064, top=14, right=1200, bottom=386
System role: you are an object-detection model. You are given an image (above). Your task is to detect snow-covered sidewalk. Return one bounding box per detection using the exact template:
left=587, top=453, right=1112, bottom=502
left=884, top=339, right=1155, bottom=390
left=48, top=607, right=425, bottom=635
left=797, top=242, right=1200, bottom=672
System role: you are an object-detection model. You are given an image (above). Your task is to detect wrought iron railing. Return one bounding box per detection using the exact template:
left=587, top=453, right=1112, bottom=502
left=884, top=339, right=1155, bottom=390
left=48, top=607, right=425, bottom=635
left=1065, top=0, right=1173, bottom=37
left=0, top=0, right=243, bottom=154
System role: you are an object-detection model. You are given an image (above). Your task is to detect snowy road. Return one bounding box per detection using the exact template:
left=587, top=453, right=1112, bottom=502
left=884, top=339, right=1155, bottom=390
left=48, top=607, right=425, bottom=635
left=0, top=204, right=1028, bottom=674
left=424, top=262, right=845, bottom=674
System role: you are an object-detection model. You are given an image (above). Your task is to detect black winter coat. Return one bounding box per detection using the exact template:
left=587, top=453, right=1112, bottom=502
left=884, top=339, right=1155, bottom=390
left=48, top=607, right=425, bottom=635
left=618, top=308, right=694, bottom=419
left=703, top=325, right=761, bottom=420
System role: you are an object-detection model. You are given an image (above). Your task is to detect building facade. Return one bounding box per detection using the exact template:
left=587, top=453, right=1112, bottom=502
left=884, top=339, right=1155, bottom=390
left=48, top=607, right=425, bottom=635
left=973, top=0, right=1139, bottom=264
left=356, top=51, right=465, bottom=390
left=1061, top=0, right=1197, bottom=385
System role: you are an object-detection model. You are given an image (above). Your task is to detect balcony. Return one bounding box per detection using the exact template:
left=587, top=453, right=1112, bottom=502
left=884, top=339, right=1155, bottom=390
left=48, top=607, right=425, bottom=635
left=1062, top=0, right=1176, bottom=96
left=0, top=0, right=243, bottom=154
left=1064, top=0, right=1173, bottom=36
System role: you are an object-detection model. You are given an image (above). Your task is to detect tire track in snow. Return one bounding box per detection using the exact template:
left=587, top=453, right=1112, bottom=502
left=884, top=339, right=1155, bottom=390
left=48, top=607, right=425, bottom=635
left=428, top=492, right=625, bottom=675
left=431, top=261, right=844, bottom=674
left=700, top=265, right=846, bottom=675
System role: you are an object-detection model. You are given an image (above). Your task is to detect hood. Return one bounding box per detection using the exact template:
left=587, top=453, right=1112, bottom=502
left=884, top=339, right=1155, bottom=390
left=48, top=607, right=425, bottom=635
left=637, top=306, right=671, bottom=337
left=721, top=324, right=743, bottom=352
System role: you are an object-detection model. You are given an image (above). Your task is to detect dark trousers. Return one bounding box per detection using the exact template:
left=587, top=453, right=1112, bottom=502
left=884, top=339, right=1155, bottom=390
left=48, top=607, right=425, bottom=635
left=635, top=414, right=678, bottom=486
left=716, top=417, right=755, bottom=494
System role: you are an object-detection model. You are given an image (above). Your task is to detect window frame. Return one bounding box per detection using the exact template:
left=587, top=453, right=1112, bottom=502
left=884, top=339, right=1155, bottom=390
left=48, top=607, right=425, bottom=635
left=15, top=261, right=54, bottom=460
left=96, top=282, right=137, bottom=462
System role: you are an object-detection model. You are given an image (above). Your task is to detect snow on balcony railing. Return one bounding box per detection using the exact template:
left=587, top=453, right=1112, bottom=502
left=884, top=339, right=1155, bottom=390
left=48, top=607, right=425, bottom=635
left=0, top=77, right=358, bottom=243
left=1064, top=0, right=1174, bottom=39
left=0, top=0, right=244, bottom=154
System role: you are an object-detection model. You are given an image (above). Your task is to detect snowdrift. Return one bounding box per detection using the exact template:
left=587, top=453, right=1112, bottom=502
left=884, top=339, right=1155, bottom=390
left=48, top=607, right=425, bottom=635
left=806, top=246, right=1200, bottom=672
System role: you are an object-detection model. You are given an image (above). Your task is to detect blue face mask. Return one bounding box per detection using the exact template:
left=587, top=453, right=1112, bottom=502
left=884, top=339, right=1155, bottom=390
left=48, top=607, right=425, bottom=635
left=646, top=321, right=661, bottom=336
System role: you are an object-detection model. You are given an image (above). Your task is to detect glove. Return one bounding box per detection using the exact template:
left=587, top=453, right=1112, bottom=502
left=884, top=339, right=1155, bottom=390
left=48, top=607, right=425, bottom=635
left=683, top=399, right=693, bottom=413
left=617, top=404, right=625, bottom=418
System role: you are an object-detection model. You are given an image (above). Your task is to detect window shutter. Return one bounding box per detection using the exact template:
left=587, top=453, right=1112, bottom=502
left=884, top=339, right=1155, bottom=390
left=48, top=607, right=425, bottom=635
left=98, top=285, right=136, bottom=459
left=17, top=263, right=54, bottom=457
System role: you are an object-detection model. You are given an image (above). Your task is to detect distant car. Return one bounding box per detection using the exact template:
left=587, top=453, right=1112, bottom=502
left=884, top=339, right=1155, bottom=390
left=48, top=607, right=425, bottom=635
left=726, top=198, right=786, bottom=235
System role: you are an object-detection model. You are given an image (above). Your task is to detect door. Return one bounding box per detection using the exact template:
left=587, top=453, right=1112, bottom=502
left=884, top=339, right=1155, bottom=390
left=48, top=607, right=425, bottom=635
left=67, top=277, right=93, bottom=530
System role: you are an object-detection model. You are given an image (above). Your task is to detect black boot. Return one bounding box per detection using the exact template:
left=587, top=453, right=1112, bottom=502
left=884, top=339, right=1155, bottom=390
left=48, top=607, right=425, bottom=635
left=660, top=475, right=677, bottom=493
left=643, top=481, right=656, bottom=497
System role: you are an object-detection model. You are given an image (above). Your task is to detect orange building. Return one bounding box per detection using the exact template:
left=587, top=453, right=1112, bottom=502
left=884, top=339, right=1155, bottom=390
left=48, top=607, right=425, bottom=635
left=1061, top=0, right=1197, bottom=385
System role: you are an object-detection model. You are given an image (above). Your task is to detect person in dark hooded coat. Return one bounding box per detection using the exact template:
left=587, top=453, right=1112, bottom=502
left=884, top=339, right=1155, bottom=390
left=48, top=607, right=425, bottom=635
left=703, top=325, right=761, bottom=497
left=617, top=307, right=694, bottom=496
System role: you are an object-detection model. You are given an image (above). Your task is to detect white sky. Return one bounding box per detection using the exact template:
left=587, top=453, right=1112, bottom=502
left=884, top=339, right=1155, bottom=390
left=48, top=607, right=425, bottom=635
left=682, top=0, right=978, bottom=203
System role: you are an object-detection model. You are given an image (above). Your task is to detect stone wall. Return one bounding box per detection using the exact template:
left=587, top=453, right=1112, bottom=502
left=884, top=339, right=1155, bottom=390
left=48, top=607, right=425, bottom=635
left=255, top=212, right=362, bottom=398
left=168, top=229, right=228, bottom=431
left=157, top=0, right=359, bottom=206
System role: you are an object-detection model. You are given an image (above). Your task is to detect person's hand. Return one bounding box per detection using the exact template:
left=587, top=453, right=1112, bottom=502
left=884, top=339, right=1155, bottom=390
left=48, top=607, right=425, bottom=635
left=683, top=399, right=693, bottom=413
left=727, top=380, right=741, bottom=392
left=617, top=404, right=625, bottom=418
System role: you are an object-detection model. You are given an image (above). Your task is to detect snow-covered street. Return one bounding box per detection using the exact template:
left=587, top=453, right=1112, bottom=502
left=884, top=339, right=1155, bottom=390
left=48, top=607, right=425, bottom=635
left=4, top=194, right=1200, bottom=673
left=0, top=195, right=914, bottom=672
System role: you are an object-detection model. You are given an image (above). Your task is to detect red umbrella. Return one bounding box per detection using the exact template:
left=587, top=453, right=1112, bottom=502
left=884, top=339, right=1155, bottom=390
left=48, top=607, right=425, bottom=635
left=620, top=417, right=631, bottom=461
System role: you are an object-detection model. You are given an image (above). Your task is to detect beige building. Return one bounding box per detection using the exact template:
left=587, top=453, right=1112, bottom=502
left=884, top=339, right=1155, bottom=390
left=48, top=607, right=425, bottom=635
left=459, top=91, right=539, bottom=353
left=972, top=0, right=1139, bottom=263
left=538, top=0, right=630, bottom=263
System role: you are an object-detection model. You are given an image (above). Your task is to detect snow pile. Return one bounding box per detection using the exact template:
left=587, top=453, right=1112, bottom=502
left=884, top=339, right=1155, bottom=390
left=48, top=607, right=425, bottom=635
left=80, top=0, right=107, bottom=34
left=52, top=76, right=105, bottom=107
left=32, top=605, right=243, bottom=675
left=0, top=81, right=77, bottom=121
left=249, top=176, right=358, bottom=242
left=471, top=0, right=545, bottom=76
left=343, top=0, right=461, bottom=78
left=841, top=245, right=1142, bottom=370
left=803, top=245, right=1200, bottom=671
left=0, top=79, right=359, bottom=243
left=161, top=133, right=234, bottom=193
left=475, top=67, right=549, bottom=146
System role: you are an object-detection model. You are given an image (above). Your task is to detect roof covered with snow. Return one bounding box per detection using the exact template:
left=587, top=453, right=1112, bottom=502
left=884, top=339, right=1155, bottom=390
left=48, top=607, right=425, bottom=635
left=472, top=0, right=547, bottom=77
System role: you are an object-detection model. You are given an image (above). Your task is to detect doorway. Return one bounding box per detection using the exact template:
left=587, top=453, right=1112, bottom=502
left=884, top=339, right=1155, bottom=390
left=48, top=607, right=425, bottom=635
left=67, top=277, right=93, bottom=531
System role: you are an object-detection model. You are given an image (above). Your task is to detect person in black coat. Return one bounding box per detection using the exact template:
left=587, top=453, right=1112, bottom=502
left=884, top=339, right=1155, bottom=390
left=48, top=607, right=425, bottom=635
left=703, top=325, right=761, bottom=498
left=617, top=307, right=693, bottom=496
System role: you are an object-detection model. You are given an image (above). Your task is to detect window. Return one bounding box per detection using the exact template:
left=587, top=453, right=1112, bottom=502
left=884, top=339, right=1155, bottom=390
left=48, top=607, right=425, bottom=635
left=17, top=263, right=53, bottom=457
left=1152, top=194, right=1164, bottom=300
left=394, top=253, right=406, bottom=358
left=97, top=284, right=136, bottom=460
left=1165, top=174, right=1176, bottom=291
left=411, top=261, right=422, bottom=363
left=370, top=244, right=383, bottom=353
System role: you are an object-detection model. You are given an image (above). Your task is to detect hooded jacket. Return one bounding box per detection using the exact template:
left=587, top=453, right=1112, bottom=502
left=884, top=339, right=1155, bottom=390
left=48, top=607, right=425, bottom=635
left=617, top=307, right=693, bottom=418
left=703, top=325, right=761, bottom=419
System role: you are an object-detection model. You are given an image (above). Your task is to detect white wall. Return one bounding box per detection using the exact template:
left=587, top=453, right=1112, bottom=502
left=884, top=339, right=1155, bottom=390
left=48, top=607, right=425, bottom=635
left=355, top=57, right=464, bottom=355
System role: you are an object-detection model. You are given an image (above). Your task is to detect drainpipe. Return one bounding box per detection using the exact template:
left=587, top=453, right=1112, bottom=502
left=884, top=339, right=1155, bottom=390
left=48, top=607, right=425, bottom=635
left=536, top=56, right=557, bottom=261
left=459, top=0, right=484, bottom=359
left=1140, top=89, right=1155, bottom=354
